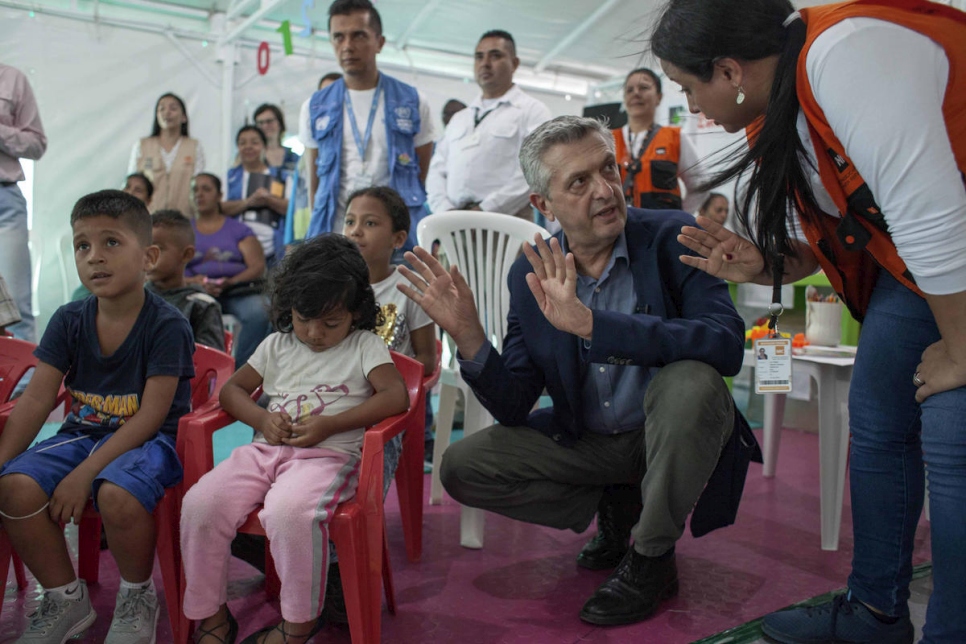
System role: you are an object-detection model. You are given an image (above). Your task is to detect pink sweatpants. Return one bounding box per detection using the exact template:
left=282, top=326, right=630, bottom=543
left=180, top=442, right=359, bottom=623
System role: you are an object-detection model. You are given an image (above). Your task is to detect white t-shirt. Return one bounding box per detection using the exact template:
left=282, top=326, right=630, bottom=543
left=246, top=329, right=393, bottom=455
left=426, top=84, right=552, bottom=216
left=298, top=84, right=436, bottom=232
left=798, top=17, right=966, bottom=295
left=371, top=268, right=433, bottom=358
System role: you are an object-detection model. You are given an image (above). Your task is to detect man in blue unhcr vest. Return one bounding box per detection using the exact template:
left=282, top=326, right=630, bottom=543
left=298, top=0, right=436, bottom=247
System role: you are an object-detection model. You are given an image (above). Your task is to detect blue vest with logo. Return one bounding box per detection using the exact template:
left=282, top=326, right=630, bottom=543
left=307, top=74, right=426, bottom=239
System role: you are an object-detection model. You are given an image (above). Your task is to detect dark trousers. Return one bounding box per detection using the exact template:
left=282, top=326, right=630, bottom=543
left=440, top=360, right=734, bottom=556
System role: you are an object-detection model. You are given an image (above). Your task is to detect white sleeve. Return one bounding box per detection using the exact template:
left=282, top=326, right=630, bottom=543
left=359, top=331, right=394, bottom=377
left=193, top=140, right=205, bottom=174
left=128, top=140, right=141, bottom=175
left=807, top=18, right=966, bottom=295
left=414, top=91, right=438, bottom=148
left=298, top=98, right=318, bottom=149
left=677, top=131, right=707, bottom=214
left=425, top=128, right=455, bottom=213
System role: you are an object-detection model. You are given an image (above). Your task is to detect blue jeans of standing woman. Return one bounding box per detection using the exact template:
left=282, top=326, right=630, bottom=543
left=848, top=272, right=966, bottom=643
left=219, top=292, right=271, bottom=369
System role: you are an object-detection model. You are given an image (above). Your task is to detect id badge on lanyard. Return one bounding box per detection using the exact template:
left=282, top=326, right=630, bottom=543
left=754, top=253, right=793, bottom=394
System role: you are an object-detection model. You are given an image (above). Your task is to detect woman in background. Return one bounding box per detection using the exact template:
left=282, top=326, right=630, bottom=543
left=697, top=192, right=729, bottom=226
left=252, top=103, right=300, bottom=180
left=129, top=93, right=204, bottom=214
left=613, top=68, right=706, bottom=213
left=222, top=125, right=289, bottom=265
left=187, top=172, right=270, bottom=368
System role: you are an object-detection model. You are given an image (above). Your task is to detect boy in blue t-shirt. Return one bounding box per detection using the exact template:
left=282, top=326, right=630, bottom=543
left=0, top=190, right=195, bottom=644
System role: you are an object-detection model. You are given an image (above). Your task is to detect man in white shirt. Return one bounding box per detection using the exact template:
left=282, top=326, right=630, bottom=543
left=298, top=0, right=436, bottom=242
left=426, top=30, right=553, bottom=220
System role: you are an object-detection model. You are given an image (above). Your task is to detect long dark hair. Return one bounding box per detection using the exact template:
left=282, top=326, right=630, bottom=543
left=151, top=93, right=190, bottom=137
left=652, top=0, right=816, bottom=262
left=269, top=234, right=380, bottom=333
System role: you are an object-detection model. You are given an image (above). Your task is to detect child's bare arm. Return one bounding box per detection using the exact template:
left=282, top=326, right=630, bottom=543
left=0, top=362, right=65, bottom=465
left=410, top=324, right=438, bottom=376
left=48, top=374, right=179, bottom=524
left=220, top=364, right=292, bottom=445
left=283, top=363, right=409, bottom=448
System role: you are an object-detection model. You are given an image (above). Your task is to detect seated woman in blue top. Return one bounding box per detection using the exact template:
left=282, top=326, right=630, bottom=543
left=186, top=172, right=271, bottom=368
left=221, top=126, right=289, bottom=266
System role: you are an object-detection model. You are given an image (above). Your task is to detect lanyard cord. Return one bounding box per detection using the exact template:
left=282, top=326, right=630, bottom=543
left=768, top=252, right=785, bottom=336
left=345, top=77, right=383, bottom=161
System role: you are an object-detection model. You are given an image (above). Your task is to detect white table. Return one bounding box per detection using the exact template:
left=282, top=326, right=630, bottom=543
left=746, top=347, right=856, bottom=551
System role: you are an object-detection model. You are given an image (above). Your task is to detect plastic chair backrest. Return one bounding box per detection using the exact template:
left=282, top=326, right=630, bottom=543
left=417, top=212, right=549, bottom=352
left=0, top=336, right=38, bottom=404
left=189, top=344, right=236, bottom=410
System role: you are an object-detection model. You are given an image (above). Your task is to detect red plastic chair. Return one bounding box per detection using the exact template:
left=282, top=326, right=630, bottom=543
left=0, top=336, right=38, bottom=617
left=223, top=330, right=234, bottom=356
left=0, top=341, right=235, bottom=644
left=392, top=338, right=441, bottom=563
left=176, top=352, right=423, bottom=644
left=76, top=344, right=234, bottom=643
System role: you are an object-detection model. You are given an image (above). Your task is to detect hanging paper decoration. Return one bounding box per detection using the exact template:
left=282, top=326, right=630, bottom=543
left=299, top=0, right=314, bottom=37
left=277, top=20, right=294, bottom=55
left=257, top=41, right=270, bottom=75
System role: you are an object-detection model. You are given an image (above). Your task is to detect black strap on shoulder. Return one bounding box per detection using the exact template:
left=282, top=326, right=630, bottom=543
left=622, top=125, right=663, bottom=203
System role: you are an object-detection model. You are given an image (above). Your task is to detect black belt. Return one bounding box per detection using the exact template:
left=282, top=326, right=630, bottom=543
left=0, top=181, right=17, bottom=187
left=241, top=209, right=283, bottom=230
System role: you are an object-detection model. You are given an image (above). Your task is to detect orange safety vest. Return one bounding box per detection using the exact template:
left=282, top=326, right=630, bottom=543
left=613, top=126, right=683, bottom=210
left=794, top=0, right=966, bottom=319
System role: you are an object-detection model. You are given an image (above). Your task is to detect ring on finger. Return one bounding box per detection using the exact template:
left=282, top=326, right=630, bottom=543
left=913, top=371, right=925, bottom=387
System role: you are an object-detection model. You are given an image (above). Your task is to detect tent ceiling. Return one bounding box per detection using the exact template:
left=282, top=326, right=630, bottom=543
left=3, top=0, right=866, bottom=94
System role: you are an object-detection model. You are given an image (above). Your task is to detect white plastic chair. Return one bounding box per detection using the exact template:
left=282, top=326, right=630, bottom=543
left=417, top=211, right=550, bottom=549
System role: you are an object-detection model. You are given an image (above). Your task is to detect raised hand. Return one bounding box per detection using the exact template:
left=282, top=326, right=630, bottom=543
left=678, top=215, right=765, bottom=283
left=397, top=246, right=487, bottom=357
left=522, top=234, right=593, bottom=339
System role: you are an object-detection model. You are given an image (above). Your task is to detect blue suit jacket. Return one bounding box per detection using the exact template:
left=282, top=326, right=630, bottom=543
left=460, top=207, right=760, bottom=536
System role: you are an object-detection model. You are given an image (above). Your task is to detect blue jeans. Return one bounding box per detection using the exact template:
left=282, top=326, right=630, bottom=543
left=0, top=184, right=35, bottom=341
left=847, top=273, right=966, bottom=643
left=219, top=292, right=271, bottom=368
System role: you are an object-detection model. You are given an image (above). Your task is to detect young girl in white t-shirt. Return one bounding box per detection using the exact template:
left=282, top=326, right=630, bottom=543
left=180, top=234, right=409, bottom=644
left=344, top=186, right=437, bottom=488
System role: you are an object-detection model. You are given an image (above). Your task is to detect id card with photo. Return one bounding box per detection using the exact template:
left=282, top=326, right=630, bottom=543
left=754, top=337, right=793, bottom=394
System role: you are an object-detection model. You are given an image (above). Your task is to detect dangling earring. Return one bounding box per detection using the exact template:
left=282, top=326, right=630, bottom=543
left=736, top=86, right=746, bottom=105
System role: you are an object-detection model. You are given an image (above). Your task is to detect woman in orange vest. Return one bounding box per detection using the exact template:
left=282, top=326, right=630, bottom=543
left=653, top=1, right=966, bottom=643
left=612, top=68, right=707, bottom=212
left=129, top=93, right=205, bottom=215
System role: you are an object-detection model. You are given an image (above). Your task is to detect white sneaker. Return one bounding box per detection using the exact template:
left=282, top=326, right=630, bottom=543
left=104, top=585, right=160, bottom=644
left=16, top=580, right=97, bottom=643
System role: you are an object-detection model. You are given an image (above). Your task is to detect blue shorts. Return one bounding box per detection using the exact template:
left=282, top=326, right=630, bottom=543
left=0, top=431, right=183, bottom=514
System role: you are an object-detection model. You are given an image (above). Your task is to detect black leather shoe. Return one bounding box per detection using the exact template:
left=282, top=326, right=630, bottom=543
left=576, top=485, right=642, bottom=570
left=579, top=548, right=679, bottom=626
